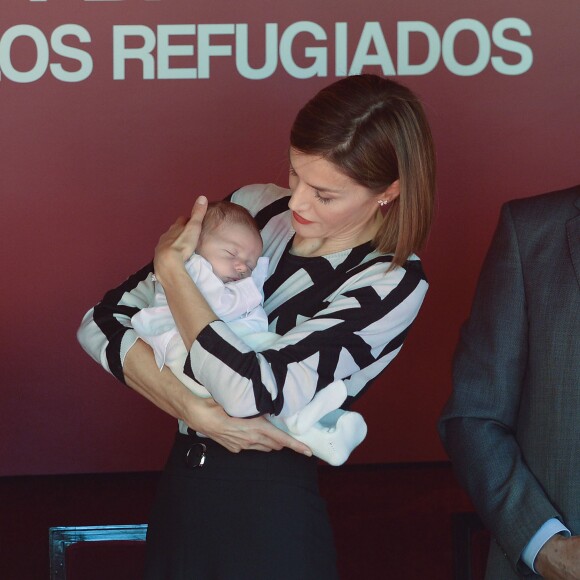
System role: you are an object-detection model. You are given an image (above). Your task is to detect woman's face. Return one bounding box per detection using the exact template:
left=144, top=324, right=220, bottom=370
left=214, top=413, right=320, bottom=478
left=288, top=148, right=394, bottom=248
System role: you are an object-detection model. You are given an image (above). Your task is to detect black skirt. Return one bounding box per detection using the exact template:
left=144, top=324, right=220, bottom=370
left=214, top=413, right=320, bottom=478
left=144, top=432, right=339, bottom=580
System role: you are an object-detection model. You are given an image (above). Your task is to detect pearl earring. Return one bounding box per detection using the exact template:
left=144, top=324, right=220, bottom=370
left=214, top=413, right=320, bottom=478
left=378, top=199, right=390, bottom=207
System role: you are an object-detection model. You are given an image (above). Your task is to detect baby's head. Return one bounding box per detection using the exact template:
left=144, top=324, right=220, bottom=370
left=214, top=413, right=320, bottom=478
left=196, top=201, right=263, bottom=283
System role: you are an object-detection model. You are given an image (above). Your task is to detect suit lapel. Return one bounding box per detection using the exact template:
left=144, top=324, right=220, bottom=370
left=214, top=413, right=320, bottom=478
left=567, top=194, right=580, bottom=291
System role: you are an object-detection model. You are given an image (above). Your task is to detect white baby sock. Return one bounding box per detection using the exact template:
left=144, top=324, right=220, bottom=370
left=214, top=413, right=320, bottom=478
left=283, top=380, right=348, bottom=435
left=270, top=409, right=368, bottom=466
left=301, top=410, right=368, bottom=466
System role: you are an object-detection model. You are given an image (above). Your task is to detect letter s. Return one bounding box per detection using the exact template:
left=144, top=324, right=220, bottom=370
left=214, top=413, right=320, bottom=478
left=50, top=25, right=93, bottom=82
left=492, top=18, right=532, bottom=75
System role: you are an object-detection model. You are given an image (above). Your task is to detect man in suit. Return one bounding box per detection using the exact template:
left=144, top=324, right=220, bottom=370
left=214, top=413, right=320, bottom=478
left=439, top=185, right=580, bottom=579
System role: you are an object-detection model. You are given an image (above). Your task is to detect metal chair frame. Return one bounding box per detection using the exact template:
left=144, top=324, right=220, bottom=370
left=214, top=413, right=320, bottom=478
left=48, top=524, right=148, bottom=580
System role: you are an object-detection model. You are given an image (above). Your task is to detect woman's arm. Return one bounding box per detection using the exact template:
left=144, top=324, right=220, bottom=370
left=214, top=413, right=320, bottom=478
left=123, top=338, right=311, bottom=454
left=77, top=198, right=311, bottom=455
left=79, top=316, right=311, bottom=454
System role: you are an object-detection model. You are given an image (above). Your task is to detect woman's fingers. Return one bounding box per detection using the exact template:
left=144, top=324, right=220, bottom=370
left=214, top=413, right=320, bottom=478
left=154, top=197, right=209, bottom=277
left=222, top=417, right=312, bottom=456
left=189, top=195, right=208, bottom=224
left=192, top=400, right=312, bottom=456
left=174, top=196, right=208, bottom=259
left=250, top=418, right=312, bottom=455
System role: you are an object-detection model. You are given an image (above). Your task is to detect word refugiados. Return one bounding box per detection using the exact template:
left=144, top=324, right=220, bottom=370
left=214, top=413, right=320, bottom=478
left=0, top=19, right=532, bottom=83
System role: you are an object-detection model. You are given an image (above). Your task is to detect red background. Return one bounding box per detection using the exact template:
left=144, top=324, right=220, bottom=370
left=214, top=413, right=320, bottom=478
left=2, top=0, right=579, bottom=476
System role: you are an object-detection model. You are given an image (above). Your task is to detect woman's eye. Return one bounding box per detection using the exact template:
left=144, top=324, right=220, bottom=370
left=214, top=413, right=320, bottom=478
left=314, top=190, right=332, bottom=204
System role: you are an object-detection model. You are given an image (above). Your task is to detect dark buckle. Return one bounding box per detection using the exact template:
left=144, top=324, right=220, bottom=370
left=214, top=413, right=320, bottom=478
left=185, top=443, right=207, bottom=468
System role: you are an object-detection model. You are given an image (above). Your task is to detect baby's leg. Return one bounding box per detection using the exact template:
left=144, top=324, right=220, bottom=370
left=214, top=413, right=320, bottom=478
left=269, top=410, right=367, bottom=466
left=283, top=380, right=348, bottom=435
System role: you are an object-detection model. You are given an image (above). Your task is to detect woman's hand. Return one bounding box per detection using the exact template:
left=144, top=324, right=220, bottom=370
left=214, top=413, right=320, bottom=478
left=153, top=196, right=209, bottom=285
left=189, top=398, right=313, bottom=456
left=152, top=196, right=216, bottom=348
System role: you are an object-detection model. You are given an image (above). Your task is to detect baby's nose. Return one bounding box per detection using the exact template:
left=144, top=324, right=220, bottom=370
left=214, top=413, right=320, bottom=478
left=236, top=263, right=249, bottom=278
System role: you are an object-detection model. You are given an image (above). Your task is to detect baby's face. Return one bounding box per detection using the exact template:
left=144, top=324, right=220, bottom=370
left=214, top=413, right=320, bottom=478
left=196, top=222, right=263, bottom=283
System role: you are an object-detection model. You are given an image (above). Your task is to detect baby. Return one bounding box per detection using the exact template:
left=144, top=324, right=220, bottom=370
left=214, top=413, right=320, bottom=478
left=132, top=200, right=367, bottom=465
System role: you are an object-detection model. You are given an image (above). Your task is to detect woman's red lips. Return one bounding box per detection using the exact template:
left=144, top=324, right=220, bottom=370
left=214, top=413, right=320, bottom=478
left=292, top=211, right=313, bottom=225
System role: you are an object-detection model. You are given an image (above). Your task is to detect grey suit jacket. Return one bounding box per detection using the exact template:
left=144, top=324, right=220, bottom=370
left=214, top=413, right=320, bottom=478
left=439, top=185, right=580, bottom=579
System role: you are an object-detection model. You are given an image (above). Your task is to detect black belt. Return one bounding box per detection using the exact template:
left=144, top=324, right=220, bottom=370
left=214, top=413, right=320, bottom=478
left=166, top=430, right=319, bottom=486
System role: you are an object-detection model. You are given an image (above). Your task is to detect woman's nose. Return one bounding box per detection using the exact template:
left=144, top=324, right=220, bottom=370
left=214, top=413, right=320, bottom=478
left=288, top=182, right=309, bottom=212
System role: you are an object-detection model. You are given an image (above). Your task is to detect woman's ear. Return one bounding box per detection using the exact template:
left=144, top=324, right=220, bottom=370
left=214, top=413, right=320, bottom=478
left=379, top=179, right=400, bottom=204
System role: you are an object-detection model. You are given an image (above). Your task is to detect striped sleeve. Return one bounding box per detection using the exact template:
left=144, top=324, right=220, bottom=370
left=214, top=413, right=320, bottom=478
left=77, top=262, right=155, bottom=383
left=184, top=261, right=428, bottom=418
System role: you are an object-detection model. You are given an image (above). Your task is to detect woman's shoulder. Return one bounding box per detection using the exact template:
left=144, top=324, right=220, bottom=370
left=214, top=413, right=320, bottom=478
left=230, top=184, right=291, bottom=217
left=317, top=246, right=428, bottom=305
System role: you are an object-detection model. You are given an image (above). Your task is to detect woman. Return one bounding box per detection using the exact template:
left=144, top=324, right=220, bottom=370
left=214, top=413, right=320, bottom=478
left=78, top=74, right=436, bottom=579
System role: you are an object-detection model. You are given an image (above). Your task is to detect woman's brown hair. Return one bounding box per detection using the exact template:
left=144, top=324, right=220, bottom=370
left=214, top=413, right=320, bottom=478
left=290, top=74, right=435, bottom=269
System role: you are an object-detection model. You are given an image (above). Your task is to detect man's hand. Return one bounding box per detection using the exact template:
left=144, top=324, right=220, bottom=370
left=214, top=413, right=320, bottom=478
left=536, top=535, right=580, bottom=579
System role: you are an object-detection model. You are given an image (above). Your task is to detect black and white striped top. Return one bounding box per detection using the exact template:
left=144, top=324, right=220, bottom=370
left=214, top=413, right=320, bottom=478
left=78, top=184, right=428, bottom=418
